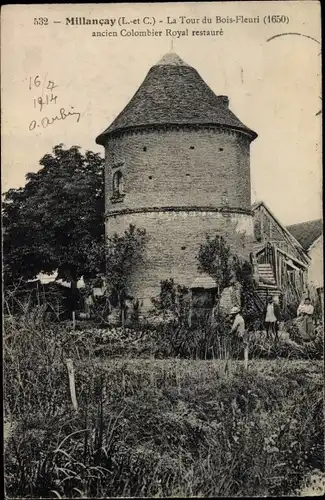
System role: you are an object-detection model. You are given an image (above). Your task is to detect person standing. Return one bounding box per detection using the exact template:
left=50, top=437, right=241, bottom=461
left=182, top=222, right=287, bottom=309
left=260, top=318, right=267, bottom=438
left=264, top=296, right=281, bottom=341
left=230, top=306, right=245, bottom=335
left=228, top=306, right=246, bottom=359
left=297, top=297, right=315, bottom=341
left=228, top=306, right=250, bottom=369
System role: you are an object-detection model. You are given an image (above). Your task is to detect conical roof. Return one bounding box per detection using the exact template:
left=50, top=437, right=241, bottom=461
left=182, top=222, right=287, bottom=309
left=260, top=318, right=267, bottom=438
left=96, top=52, right=257, bottom=144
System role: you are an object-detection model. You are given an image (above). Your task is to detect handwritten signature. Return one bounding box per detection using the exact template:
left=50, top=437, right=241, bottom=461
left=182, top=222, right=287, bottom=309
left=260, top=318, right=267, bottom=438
left=29, top=107, right=81, bottom=131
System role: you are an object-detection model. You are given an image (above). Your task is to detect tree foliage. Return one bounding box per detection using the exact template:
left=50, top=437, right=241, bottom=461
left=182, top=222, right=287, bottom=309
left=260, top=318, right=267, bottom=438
left=151, top=278, right=190, bottom=325
left=197, top=233, right=263, bottom=329
left=105, top=224, right=147, bottom=308
left=3, top=144, right=105, bottom=285
left=197, top=234, right=234, bottom=291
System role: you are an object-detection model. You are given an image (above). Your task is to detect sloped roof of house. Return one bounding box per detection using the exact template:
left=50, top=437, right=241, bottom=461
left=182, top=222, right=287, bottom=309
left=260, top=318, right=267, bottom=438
left=287, top=219, right=323, bottom=251
left=96, top=51, right=257, bottom=144
left=190, top=275, right=217, bottom=289
left=252, top=201, right=308, bottom=252
left=252, top=201, right=310, bottom=266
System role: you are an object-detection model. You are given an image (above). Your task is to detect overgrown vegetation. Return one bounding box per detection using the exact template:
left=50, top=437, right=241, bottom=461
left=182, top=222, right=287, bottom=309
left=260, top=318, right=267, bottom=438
left=4, top=310, right=324, bottom=498
left=4, top=284, right=324, bottom=499
left=151, top=278, right=191, bottom=325
left=81, top=224, right=147, bottom=326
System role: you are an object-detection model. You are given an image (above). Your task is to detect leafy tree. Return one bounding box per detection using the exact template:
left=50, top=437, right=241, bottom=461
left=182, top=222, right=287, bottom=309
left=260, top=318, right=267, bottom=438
left=105, top=224, right=147, bottom=322
left=197, top=234, right=233, bottom=293
left=197, top=234, right=263, bottom=329
left=3, top=144, right=105, bottom=288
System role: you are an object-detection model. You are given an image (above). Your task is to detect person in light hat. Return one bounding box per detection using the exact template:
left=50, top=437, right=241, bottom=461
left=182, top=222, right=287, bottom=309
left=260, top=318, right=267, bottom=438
left=229, top=306, right=245, bottom=337
left=229, top=306, right=247, bottom=365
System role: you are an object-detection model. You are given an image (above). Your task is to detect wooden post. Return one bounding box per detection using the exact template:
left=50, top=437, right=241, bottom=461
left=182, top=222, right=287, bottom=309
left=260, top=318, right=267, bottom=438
left=72, top=310, right=76, bottom=330
left=261, top=210, right=264, bottom=242
left=66, top=358, right=78, bottom=412
left=188, top=288, right=193, bottom=328
left=244, top=344, right=249, bottom=371
left=224, top=336, right=231, bottom=374
left=36, top=281, right=41, bottom=307
left=4, top=421, right=14, bottom=451
left=320, top=288, right=324, bottom=322
left=274, top=247, right=278, bottom=287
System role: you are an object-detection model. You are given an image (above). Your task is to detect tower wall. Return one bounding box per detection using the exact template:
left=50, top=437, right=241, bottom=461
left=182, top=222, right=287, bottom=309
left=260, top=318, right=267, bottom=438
left=104, top=125, right=254, bottom=309
left=105, top=127, right=252, bottom=213
left=105, top=209, right=254, bottom=309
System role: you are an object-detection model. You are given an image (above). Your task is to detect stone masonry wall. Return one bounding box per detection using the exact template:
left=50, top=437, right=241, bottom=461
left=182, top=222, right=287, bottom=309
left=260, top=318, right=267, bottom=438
left=106, top=210, right=254, bottom=309
left=105, top=126, right=251, bottom=213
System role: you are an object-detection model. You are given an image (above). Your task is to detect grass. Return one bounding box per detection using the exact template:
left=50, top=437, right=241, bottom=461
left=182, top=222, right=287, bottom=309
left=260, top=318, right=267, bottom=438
left=3, top=309, right=324, bottom=498
left=5, top=356, right=324, bottom=497
left=39, top=321, right=323, bottom=361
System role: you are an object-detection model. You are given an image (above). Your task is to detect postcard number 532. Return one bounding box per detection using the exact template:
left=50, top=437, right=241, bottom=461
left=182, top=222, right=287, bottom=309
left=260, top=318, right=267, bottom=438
left=34, top=17, right=48, bottom=25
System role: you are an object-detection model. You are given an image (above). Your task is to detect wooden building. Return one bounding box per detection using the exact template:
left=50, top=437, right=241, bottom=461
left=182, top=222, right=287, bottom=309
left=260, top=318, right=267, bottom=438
left=252, top=202, right=310, bottom=309
left=287, top=219, right=323, bottom=319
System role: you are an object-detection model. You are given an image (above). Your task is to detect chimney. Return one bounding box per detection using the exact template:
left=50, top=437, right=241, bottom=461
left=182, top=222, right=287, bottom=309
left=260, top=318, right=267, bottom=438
left=218, top=95, right=229, bottom=107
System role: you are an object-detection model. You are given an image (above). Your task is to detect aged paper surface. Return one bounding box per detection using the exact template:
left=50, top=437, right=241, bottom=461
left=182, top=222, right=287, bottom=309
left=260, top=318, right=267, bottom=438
left=2, top=2, right=323, bottom=499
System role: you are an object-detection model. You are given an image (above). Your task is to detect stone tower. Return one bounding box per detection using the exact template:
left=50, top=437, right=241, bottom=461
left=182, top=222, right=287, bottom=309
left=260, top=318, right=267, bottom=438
left=96, top=52, right=258, bottom=308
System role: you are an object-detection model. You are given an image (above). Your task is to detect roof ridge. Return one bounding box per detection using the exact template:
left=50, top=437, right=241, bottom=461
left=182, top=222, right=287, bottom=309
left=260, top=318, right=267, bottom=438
left=287, top=219, right=323, bottom=251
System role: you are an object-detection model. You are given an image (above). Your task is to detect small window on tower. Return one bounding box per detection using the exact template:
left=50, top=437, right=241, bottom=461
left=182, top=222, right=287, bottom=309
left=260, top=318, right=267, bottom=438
left=219, top=148, right=224, bottom=151
left=112, top=170, right=124, bottom=198
left=143, top=146, right=147, bottom=152
left=190, top=146, right=195, bottom=150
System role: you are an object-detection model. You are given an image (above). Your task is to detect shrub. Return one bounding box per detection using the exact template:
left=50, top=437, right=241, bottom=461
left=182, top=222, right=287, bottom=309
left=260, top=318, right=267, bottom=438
left=151, top=279, right=191, bottom=326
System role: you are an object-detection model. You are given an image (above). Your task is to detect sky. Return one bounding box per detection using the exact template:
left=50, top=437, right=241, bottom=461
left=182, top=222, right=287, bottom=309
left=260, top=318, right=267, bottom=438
left=1, top=1, right=322, bottom=225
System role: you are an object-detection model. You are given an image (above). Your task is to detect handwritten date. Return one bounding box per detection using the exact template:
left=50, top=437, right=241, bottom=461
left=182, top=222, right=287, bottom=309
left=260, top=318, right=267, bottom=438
left=29, top=75, right=57, bottom=92
left=34, top=93, right=58, bottom=112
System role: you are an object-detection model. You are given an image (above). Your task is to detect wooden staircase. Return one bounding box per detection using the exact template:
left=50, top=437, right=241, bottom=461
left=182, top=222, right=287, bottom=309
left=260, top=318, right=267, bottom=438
left=257, top=263, right=276, bottom=286
left=256, top=263, right=282, bottom=303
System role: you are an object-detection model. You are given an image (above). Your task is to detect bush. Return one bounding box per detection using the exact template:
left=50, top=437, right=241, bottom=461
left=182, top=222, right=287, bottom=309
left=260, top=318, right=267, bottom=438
left=151, top=278, right=191, bottom=326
